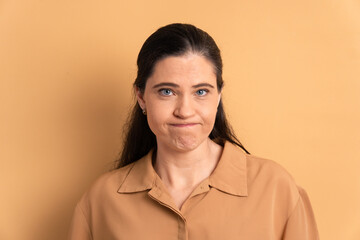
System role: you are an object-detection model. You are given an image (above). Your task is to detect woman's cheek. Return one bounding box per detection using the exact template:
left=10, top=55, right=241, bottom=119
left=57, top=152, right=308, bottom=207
left=147, top=108, right=168, bottom=135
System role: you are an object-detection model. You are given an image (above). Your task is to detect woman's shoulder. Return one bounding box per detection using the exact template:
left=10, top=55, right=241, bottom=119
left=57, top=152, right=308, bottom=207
left=237, top=149, right=318, bottom=238
left=226, top=142, right=299, bottom=188
left=246, top=153, right=296, bottom=184
left=78, top=162, right=136, bottom=205
left=244, top=152, right=302, bottom=208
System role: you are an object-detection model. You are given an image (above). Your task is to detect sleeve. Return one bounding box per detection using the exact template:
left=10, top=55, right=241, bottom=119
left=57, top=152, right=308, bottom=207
left=282, top=186, right=320, bottom=240
left=68, top=202, right=92, bottom=240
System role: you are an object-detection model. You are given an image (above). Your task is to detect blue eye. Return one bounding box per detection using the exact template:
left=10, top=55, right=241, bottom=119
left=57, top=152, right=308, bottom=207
left=196, top=89, right=208, bottom=96
left=159, top=89, right=173, bottom=96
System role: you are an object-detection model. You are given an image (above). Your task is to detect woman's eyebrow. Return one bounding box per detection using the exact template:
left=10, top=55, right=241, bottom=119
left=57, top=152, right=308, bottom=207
left=192, top=83, right=214, bottom=88
left=152, top=82, right=179, bottom=88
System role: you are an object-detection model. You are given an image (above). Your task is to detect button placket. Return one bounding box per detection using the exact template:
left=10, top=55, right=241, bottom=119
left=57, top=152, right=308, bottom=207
left=177, top=215, right=188, bottom=240
left=148, top=187, right=188, bottom=240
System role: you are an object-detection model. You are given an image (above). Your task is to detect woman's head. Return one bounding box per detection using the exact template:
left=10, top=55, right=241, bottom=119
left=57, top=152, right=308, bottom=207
left=116, top=23, right=248, bottom=168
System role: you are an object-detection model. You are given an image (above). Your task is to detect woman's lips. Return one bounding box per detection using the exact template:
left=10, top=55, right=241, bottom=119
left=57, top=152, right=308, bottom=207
left=169, top=123, right=198, bottom=127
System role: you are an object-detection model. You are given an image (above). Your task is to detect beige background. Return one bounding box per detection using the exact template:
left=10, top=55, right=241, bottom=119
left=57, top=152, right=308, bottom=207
left=1, top=0, right=359, bottom=239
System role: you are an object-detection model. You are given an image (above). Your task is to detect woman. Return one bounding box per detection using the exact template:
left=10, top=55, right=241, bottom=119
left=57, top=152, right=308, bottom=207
left=69, top=23, right=319, bottom=240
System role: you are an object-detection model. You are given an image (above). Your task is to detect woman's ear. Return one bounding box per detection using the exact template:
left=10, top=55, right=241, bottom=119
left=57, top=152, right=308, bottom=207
left=135, top=87, right=146, bottom=110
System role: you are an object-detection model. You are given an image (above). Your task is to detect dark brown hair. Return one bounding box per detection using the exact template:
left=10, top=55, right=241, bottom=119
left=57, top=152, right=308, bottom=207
left=115, top=23, right=248, bottom=168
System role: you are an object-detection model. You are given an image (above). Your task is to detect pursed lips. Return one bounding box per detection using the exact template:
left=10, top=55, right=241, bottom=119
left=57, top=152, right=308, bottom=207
left=169, top=123, right=198, bottom=127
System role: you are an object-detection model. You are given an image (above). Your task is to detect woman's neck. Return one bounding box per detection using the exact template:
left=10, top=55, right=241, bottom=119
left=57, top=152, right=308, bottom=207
left=153, top=138, right=223, bottom=190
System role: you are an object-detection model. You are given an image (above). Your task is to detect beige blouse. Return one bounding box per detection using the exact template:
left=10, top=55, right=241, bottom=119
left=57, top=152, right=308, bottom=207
left=68, top=141, right=319, bottom=240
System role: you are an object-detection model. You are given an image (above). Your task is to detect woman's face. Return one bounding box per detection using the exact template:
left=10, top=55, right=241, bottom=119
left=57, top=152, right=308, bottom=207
left=136, top=53, right=221, bottom=152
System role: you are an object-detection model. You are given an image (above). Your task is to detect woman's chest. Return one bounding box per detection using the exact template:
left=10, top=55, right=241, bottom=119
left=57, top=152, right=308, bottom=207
left=89, top=190, right=287, bottom=240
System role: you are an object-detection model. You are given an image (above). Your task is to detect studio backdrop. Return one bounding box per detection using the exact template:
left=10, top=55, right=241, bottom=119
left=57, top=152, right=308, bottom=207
left=1, top=0, right=359, bottom=239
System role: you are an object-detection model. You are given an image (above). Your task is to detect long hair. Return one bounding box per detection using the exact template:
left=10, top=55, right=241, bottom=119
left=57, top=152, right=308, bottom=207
left=115, top=23, right=249, bottom=168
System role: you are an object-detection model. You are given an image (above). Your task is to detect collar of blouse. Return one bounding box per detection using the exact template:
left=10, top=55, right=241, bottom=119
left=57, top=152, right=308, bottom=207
left=117, top=141, right=248, bottom=198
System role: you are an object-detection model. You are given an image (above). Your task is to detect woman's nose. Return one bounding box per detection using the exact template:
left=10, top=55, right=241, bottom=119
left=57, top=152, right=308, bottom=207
left=173, top=95, right=195, bottom=119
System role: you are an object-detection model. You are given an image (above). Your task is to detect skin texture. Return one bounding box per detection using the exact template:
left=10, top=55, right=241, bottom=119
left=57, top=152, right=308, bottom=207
left=136, top=53, right=223, bottom=209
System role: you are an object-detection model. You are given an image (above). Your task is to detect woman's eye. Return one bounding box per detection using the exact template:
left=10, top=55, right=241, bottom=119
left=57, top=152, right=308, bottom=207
left=196, top=89, right=208, bottom=96
left=159, top=89, right=174, bottom=96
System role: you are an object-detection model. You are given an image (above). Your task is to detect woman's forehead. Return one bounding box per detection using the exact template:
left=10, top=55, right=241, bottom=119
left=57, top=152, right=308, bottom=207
left=147, top=54, right=217, bottom=87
